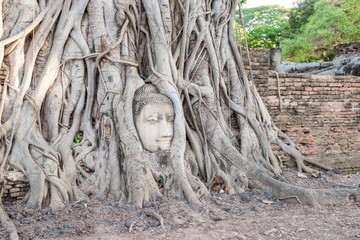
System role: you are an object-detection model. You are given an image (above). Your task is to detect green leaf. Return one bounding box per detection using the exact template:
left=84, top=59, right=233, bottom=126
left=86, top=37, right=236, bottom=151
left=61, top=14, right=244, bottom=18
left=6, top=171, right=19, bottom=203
left=74, top=134, right=82, bottom=143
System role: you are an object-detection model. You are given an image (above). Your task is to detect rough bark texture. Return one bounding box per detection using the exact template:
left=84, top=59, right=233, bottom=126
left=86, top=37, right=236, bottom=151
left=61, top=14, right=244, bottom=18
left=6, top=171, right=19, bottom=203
left=0, top=0, right=359, bottom=237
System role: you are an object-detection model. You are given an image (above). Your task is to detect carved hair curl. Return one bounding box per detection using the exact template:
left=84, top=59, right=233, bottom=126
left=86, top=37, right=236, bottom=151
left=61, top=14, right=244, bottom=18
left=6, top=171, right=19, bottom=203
left=133, top=84, right=173, bottom=118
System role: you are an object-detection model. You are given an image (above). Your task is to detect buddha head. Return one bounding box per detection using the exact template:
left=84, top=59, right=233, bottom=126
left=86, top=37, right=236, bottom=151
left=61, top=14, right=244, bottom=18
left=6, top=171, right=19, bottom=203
left=133, top=84, right=175, bottom=152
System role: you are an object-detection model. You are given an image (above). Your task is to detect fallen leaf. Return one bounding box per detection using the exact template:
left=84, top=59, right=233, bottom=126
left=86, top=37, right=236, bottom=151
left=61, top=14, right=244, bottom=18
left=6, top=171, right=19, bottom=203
left=311, top=173, right=319, bottom=178
left=297, top=173, right=308, bottom=179
left=263, top=199, right=276, bottom=205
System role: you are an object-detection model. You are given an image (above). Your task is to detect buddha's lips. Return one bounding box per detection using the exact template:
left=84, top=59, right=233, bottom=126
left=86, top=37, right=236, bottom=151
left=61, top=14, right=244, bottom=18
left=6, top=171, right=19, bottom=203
left=156, top=140, right=171, bottom=145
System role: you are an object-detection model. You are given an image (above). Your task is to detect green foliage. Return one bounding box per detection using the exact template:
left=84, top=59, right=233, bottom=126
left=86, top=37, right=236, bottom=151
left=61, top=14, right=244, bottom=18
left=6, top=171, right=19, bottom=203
left=288, top=0, right=319, bottom=37
left=74, top=134, right=82, bottom=143
left=234, top=5, right=290, bottom=49
left=282, top=0, right=360, bottom=62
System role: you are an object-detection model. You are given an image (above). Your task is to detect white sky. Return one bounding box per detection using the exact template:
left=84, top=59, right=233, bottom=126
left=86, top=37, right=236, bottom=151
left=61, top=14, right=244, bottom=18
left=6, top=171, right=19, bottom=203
left=243, top=0, right=299, bottom=8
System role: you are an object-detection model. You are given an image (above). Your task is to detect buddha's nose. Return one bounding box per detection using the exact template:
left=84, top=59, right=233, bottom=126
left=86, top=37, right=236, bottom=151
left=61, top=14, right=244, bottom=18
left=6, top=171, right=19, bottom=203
left=159, top=119, right=172, bottom=138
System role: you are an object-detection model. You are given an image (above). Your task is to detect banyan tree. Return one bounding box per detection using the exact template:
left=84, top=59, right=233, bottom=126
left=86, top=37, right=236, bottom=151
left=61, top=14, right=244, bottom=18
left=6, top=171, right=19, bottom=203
left=0, top=0, right=359, bottom=237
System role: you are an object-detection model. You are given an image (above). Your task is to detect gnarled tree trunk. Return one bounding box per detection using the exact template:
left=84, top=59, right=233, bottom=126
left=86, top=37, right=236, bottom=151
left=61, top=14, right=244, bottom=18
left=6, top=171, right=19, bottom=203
left=0, top=0, right=359, bottom=237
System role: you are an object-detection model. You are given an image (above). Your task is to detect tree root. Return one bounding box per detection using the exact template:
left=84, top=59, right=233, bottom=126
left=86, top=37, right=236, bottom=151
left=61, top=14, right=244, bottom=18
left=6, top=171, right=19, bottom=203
left=144, top=210, right=165, bottom=231
left=0, top=202, right=19, bottom=240
left=275, top=128, right=333, bottom=173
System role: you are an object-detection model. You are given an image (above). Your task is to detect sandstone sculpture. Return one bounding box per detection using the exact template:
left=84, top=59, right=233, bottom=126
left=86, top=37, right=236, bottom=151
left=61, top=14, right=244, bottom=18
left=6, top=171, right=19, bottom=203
left=133, top=84, right=174, bottom=152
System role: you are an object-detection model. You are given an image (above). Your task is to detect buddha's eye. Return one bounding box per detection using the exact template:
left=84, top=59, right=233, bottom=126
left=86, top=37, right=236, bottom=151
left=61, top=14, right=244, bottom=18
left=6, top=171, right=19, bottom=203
left=146, top=116, right=158, bottom=123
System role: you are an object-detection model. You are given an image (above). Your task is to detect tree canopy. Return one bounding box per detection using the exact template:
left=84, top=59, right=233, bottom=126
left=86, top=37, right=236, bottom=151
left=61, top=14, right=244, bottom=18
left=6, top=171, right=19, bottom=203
left=288, top=0, right=318, bottom=37
left=282, top=0, right=360, bottom=62
left=235, top=5, right=290, bottom=49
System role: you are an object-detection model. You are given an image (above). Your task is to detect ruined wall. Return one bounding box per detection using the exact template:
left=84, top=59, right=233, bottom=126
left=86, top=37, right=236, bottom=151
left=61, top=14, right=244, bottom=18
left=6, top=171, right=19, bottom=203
left=336, top=43, right=360, bottom=56
left=2, top=172, right=30, bottom=201
left=240, top=47, right=270, bottom=95
left=241, top=48, right=360, bottom=173
left=264, top=73, right=360, bottom=173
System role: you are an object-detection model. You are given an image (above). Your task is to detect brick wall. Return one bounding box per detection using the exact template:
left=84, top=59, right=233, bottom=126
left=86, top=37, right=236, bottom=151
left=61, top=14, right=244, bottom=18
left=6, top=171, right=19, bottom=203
left=240, top=47, right=270, bottom=95
left=240, top=47, right=360, bottom=173
left=336, top=43, right=360, bottom=56
left=2, top=172, right=30, bottom=201
left=262, top=73, right=360, bottom=173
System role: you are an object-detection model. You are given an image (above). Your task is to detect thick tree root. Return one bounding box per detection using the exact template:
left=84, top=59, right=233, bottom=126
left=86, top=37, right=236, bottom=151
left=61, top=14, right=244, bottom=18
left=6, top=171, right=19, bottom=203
left=0, top=202, right=19, bottom=240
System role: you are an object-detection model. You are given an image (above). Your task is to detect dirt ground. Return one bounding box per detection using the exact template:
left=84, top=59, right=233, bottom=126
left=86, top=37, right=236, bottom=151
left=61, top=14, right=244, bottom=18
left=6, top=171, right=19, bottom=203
left=1, top=169, right=360, bottom=240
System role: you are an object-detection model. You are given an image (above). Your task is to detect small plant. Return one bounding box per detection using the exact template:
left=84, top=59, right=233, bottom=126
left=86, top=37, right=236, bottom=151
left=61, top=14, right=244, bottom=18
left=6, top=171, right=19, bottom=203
left=350, top=119, right=354, bottom=124
left=302, top=133, right=306, bottom=137
left=74, top=134, right=82, bottom=143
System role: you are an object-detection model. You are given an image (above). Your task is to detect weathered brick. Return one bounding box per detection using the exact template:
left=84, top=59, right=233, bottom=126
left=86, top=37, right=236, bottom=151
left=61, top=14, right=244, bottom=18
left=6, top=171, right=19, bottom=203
left=10, top=192, right=26, bottom=198
left=313, top=87, right=324, bottom=91
left=340, top=87, right=358, bottom=91
left=9, top=188, right=20, bottom=193
left=277, top=115, right=290, bottom=119
left=329, top=83, right=343, bottom=87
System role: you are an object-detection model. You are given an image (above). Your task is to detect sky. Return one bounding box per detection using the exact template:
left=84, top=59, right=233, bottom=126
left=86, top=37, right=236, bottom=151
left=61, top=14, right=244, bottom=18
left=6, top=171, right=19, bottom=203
left=243, top=0, right=299, bottom=8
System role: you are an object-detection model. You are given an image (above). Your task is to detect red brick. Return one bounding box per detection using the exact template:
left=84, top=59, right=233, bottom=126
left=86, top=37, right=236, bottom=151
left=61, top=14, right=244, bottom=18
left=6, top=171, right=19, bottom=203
left=9, top=188, right=20, bottom=193
left=276, top=115, right=289, bottom=119
left=340, top=88, right=357, bottom=91
left=10, top=192, right=26, bottom=198
left=313, top=87, right=324, bottom=91
left=329, top=83, right=343, bottom=87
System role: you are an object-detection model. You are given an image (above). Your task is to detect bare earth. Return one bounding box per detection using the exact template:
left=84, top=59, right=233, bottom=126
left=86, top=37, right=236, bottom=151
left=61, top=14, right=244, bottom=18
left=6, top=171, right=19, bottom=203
left=1, top=169, right=360, bottom=240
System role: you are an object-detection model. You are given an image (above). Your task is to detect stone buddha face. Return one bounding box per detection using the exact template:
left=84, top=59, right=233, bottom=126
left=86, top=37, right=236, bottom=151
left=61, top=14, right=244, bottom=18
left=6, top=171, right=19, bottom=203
left=133, top=84, right=175, bottom=152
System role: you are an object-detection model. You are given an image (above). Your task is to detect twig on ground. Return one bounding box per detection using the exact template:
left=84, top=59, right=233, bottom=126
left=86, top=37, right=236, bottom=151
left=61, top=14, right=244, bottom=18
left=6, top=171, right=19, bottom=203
left=144, top=210, right=165, bottom=230
left=129, top=220, right=136, bottom=233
